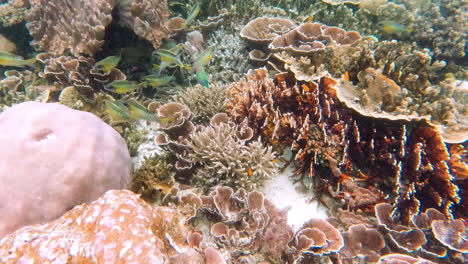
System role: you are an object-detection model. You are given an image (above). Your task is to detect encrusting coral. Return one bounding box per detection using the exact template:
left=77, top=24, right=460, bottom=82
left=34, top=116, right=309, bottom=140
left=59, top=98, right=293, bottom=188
left=0, top=102, right=132, bottom=237
left=26, top=0, right=170, bottom=56
left=0, top=190, right=226, bottom=263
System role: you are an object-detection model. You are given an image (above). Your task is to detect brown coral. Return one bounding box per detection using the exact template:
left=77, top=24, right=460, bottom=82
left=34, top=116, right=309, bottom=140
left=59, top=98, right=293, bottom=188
left=225, top=68, right=462, bottom=224
left=36, top=52, right=126, bottom=102
left=240, top=16, right=296, bottom=44
left=269, top=22, right=361, bottom=55
left=26, top=0, right=170, bottom=56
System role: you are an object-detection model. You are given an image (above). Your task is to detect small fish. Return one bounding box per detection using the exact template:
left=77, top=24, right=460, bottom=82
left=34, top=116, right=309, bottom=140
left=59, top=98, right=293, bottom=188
left=0, top=52, right=35, bottom=68
left=194, top=47, right=213, bottom=66
left=126, top=99, right=171, bottom=123
left=143, top=74, right=174, bottom=87
left=155, top=49, right=192, bottom=71
left=305, top=16, right=313, bottom=23
left=343, top=71, right=350, bottom=82
left=194, top=63, right=209, bottom=88
left=185, top=2, right=201, bottom=27
left=301, top=84, right=310, bottom=92
left=104, top=99, right=131, bottom=123
left=93, top=55, right=120, bottom=73
left=104, top=80, right=141, bottom=94
left=247, top=167, right=254, bottom=176
left=378, top=20, right=413, bottom=35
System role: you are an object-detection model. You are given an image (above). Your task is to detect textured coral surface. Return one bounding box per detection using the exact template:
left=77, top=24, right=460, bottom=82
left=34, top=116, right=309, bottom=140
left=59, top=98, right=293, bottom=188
left=0, top=102, right=132, bottom=237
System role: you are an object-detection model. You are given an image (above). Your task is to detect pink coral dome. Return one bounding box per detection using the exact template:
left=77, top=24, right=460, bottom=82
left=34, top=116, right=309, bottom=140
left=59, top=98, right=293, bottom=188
left=0, top=102, right=132, bottom=237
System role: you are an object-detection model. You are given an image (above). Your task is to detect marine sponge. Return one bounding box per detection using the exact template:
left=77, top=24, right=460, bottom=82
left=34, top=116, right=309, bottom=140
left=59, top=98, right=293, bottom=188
left=0, top=102, right=132, bottom=237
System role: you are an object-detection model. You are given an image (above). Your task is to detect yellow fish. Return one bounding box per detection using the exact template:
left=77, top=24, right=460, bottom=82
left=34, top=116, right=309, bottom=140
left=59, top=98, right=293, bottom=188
left=126, top=99, right=171, bottom=124
left=143, top=74, right=174, bottom=87
left=0, top=51, right=35, bottom=68
left=194, top=47, right=213, bottom=66
left=104, top=80, right=141, bottom=94
left=104, top=99, right=131, bottom=123
left=93, top=55, right=120, bottom=73
left=378, top=21, right=413, bottom=35
left=184, top=2, right=200, bottom=28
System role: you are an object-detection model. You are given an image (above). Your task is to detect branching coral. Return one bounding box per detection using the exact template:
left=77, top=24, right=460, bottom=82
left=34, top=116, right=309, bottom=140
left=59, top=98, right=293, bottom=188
left=187, top=114, right=277, bottom=191
left=173, top=83, right=227, bottom=125
left=225, top=68, right=463, bottom=224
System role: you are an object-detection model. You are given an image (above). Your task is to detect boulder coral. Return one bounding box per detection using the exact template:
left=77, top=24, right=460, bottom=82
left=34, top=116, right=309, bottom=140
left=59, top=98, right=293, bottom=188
left=0, top=102, right=132, bottom=237
left=0, top=190, right=224, bottom=263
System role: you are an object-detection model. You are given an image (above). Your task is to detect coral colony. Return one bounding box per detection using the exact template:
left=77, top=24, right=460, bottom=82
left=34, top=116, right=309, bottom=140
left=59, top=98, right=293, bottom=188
left=0, top=0, right=466, bottom=263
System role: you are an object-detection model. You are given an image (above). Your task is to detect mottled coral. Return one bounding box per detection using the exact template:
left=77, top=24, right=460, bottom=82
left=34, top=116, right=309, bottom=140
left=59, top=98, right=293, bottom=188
left=26, top=0, right=170, bottom=56
left=0, top=190, right=222, bottom=263
left=341, top=224, right=385, bottom=263
left=0, top=0, right=29, bottom=27
left=0, top=102, right=132, bottom=237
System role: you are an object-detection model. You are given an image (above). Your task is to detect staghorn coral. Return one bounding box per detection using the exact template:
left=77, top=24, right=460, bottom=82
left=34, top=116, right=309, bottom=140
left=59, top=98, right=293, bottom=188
left=37, top=52, right=126, bottom=102
left=0, top=190, right=224, bottom=263
left=0, top=102, right=132, bottom=237
left=187, top=114, right=277, bottom=191
left=26, top=0, right=170, bottom=56
left=225, top=68, right=463, bottom=224
left=173, top=83, right=227, bottom=125
left=206, top=27, right=251, bottom=83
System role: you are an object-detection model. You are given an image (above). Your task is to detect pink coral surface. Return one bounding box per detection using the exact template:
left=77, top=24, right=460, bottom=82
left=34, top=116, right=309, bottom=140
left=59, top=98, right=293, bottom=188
left=0, top=102, right=132, bottom=237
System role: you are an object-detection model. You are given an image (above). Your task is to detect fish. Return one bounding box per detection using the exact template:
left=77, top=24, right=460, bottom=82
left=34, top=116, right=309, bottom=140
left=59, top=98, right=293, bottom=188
left=126, top=99, right=172, bottom=123
left=104, top=99, right=131, bottom=123
left=143, top=74, right=174, bottom=87
left=104, top=80, right=141, bottom=94
left=194, top=47, right=213, bottom=66
left=247, top=167, right=253, bottom=177
left=0, top=51, right=35, bottom=68
left=92, top=55, right=120, bottom=73
left=154, top=49, right=192, bottom=73
left=193, top=63, right=209, bottom=88
left=378, top=20, right=413, bottom=35
left=185, top=2, right=201, bottom=28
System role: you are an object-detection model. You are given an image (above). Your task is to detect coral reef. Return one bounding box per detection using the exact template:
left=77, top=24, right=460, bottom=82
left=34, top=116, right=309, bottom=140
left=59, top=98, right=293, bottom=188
left=225, top=68, right=463, bottom=223
left=0, top=102, right=132, bottom=237
left=0, top=0, right=29, bottom=28
left=206, top=27, right=251, bottom=83
left=0, top=190, right=223, bottom=263
left=188, top=114, right=277, bottom=191
left=240, top=16, right=296, bottom=44
left=200, top=186, right=293, bottom=262
left=173, top=83, right=227, bottom=125
left=26, top=0, right=170, bottom=56
left=36, top=52, right=126, bottom=102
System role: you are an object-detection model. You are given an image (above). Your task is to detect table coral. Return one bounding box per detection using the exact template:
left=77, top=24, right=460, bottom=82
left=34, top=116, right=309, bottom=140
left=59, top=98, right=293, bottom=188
left=0, top=190, right=224, bottom=263
left=0, top=102, right=132, bottom=237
